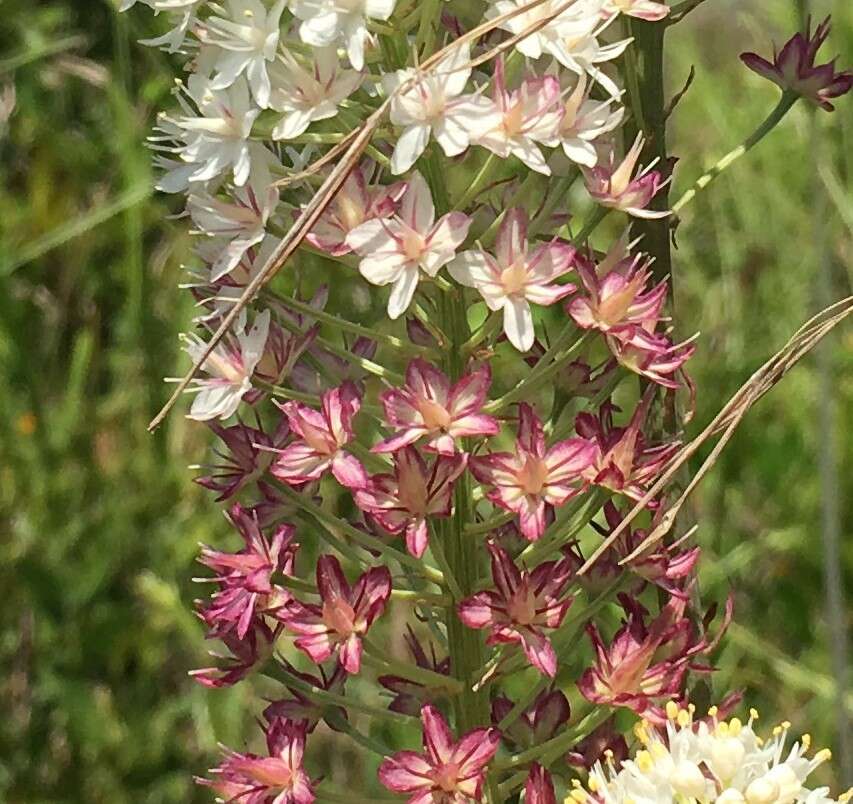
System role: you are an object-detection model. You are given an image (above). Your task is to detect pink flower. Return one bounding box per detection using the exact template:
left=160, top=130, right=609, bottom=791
left=457, top=542, right=574, bottom=677
left=198, top=718, right=315, bottom=804
left=196, top=504, right=298, bottom=639
left=566, top=718, right=628, bottom=769
left=583, top=133, right=669, bottom=218
left=379, top=626, right=452, bottom=716
left=355, top=446, right=468, bottom=558
left=469, top=404, right=596, bottom=541
left=474, top=59, right=563, bottom=175
left=306, top=163, right=405, bottom=256
left=741, top=16, right=853, bottom=111
left=373, top=360, right=499, bottom=455
left=449, top=209, right=576, bottom=352
left=271, top=382, right=368, bottom=489
left=346, top=171, right=471, bottom=319
left=566, top=242, right=667, bottom=336
left=606, top=326, right=696, bottom=389
left=492, top=688, right=570, bottom=749
left=196, top=416, right=290, bottom=501
left=378, top=704, right=500, bottom=803
left=575, top=391, right=679, bottom=502
left=278, top=555, right=391, bottom=674
left=525, top=764, right=557, bottom=804
left=577, top=593, right=731, bottom=723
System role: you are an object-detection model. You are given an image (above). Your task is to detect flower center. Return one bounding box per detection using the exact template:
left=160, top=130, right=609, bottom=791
left=417, top=398, right=452, bottom=431
left=507, top=587, right=538, bottom=625
left=500, top=260, right=529, bottom=296
left=432, top=762, right=460, bottom=793
left=323, top=598, right=357, bottom=636
left=518, top=455, right=549, bottom=495
left=402, top=230, right=426, bottom=261
left=336, top=192, right=366, bottom=232
left=503, top=101, right=525, bottom=137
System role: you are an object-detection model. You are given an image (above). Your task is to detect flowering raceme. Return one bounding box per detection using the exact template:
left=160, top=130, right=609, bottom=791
left=121, top=0, right=853, bottom=799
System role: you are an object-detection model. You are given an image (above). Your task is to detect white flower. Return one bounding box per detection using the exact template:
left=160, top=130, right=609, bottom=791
left=448, top=208, right=576, bottom=351
left=181, top=309, right=270, bottom=420
left=554, top=73, right=624, bottom=167
left=173, top=75, right=264, bottom=187
left=485, top=0, right=606, bottom=62
left=383, top=42, right=498, bottom=175
left=187, top=164, right=279, bottom=280
left=346, top=171, right=471, bottom=319
left=268, top=47, right=362, bottom=140
left=136, top=0, right=208, bottom=53
left=581, top=703, right=845, bottom=804
left=290, top=0, right=397, bottom=71
left=201, top=0, right=287, bottom=107
left=473, top=60, right=563, bottom=175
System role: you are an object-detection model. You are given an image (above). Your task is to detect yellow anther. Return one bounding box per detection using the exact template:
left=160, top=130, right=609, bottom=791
left=773, top=726, right=783, bottom=737
left=716, top=721, right=730, bottom=737
left=651, top=742, right=668, bottom=760
left=838, top=787, right=852, bottom=802
left=781, top=721, right=791, bottom=730
left=756, top=737, right=764, bottom=747
left=666, top=701, right=679, bottom=720
left=636, top=750, right=654, bottom=773
left=750, top=708, right=760, bottom=721
left=677, top=709, right=690, bottom=728
left=708, top=706, right=719, bottom=718
left=688, top=704, right=696, bottom=714
left=729, top=718, right=742, bottom=736
left=604, top=749, right=615, bottom=759
left=815, top=749, right=832, bottom=763
left=571, top=779, right=582, bottom=788
left=634, top=723, right=649, bottom=745
left=588, top=777, right=599, bottom=792
left=571, top=790, right=588, bottom=803
left=801, top=734, right=811, bottom=750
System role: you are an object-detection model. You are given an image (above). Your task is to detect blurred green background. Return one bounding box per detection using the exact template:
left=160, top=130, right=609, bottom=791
left=0, top=0, right=850, bottom=801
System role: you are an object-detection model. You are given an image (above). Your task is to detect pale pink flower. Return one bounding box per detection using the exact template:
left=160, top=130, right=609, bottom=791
left=180, top=309, right=270, bottom=421
left=566, top=238, right=667, bottom=335
left=607, top=327, right=696, bottom=389
left=474, top=59, right=563, bottom=175
left=278, top=554, right=391, bottom=674
left=306, top=163, right=405, bottom=256
left=197, top=718, right=315, bottom=804
left=355, top=446, right=468, bottom=558
left=555, top=73, right=624, bottom=167
left=741, top=16, right=853, bottom=111
left=602, top=0, right=670, bottom=21
left=268, top=46, right=362, bottom=140
left=469, top=404, right=596, bottom=541
left=373, top=360, right=499, bottom=454
left=346, top=171, right=471, bottom=319
left=583, top=133, right=669, bottom=218
left=384, top=41, right=498, bottom=175
left=378, top=704, right=500, bottom=803
left=449, top=208, right=576, bottom=351
left=271, top=382, right=368, bottom=489
left=457, top=541, right=575, bottom=677
left=187, top=165, right=279, bottom=281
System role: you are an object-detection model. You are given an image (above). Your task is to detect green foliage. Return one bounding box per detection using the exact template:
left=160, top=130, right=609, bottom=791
left=0, top=0, right=850, bottom=800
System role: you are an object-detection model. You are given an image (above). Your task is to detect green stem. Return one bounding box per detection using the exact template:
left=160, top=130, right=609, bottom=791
left=453, top=152, right=499, bottom=211
left=363, top=638, right=464, bottom=692
left=672, top=92, right=799, bottom=212
left=574, top=206, right=609, bottom=243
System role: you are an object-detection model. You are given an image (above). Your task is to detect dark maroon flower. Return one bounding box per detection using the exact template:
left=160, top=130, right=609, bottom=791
left=379, top=627, right=451, bottom=716
left=525, top=763, right=557, bottom=804
left=265, top=659, right=348, bottom=733
left=741, top=16, right=853, bottom=111
left=492, top=688, right=571, bottom=750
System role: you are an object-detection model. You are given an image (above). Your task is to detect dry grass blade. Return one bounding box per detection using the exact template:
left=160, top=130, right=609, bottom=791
left=147, top=0, right=583, bottom=431
left=576, top=296, right=853, bottom=575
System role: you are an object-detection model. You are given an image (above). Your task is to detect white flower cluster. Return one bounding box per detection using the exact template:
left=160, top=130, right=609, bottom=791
left=575, top=702, right=852, bottom=804
left=123, top=0, right=670, bottom=419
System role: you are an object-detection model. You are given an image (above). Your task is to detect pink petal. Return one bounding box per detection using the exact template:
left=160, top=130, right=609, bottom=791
left=457, top=592, right=500, bottom=629
left=520, top=629, right=558, bottom=677
left=339, top=633, right=363, bottom=674
left=451, top=728, right=501, bottom=776
left=316, top=554, right=351, bottom=604
left=421, top=704, right=455, bottom=765
left=378, top=752, right=434, bottom=793
left=448, top=364, right=491, bottom=417
left=405, top=519, right=429, bottom=558
left=496, top=208, right=528, bottom=267
left=331, top=451, right=369, bottom=488
left=525, top=763, right=556, bottom=804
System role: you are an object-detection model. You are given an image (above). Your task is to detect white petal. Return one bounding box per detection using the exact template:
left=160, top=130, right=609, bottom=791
left=359, top=253, right=409, bottom=286
left=390, top=124, right=431, bottom=176
left=387, top=266, right=420, bottom=319
left=399, top=171, right=434, bottom=232
left=503, top=297, right=535, bottom=352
